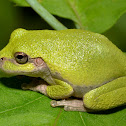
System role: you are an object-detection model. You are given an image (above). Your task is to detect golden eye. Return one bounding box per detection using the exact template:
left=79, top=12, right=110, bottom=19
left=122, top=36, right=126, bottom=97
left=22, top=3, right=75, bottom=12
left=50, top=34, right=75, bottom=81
left=14, top=52, right=28, bottom=64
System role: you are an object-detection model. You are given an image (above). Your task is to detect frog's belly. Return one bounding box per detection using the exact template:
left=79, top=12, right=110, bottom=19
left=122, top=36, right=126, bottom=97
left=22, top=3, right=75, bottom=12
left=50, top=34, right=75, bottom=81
left=71, top=83, right=103, bottom=98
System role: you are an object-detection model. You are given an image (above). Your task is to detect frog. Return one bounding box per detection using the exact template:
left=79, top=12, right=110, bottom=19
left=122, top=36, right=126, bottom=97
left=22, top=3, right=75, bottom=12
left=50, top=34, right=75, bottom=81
left=0, top=28, right=126, bottom=112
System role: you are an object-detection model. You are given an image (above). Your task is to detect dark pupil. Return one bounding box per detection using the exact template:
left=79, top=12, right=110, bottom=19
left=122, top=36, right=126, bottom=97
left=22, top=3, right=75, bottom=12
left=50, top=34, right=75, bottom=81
left=17, top=55, right=24, bottom=59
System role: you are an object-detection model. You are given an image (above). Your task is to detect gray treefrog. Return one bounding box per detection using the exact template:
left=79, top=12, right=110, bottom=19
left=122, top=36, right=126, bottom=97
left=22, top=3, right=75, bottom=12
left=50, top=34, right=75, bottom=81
left=0, top=28, right=125, bottom=112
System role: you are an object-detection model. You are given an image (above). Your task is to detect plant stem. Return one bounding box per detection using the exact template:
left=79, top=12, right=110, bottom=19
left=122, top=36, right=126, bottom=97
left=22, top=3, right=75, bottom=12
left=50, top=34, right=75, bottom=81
left=26, top=0, right=68, bottom=30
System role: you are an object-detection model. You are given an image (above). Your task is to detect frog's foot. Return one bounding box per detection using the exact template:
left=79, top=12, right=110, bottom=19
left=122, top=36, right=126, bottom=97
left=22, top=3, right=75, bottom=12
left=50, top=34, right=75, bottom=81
left=21, top=78, right=48, bottom=96
left=51, top=99, right=89, bottom=112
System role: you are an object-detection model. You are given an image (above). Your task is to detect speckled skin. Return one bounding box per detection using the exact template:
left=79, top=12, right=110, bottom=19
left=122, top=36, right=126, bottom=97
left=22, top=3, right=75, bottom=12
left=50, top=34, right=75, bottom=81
left=0, top=29, right=126, bottom=111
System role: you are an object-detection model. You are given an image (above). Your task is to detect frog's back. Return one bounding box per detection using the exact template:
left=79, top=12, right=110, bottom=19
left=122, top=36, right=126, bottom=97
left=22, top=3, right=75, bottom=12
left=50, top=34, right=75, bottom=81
left=32, top=29, right=125, bottom=86
left=8, top=29, right=126, bottom=86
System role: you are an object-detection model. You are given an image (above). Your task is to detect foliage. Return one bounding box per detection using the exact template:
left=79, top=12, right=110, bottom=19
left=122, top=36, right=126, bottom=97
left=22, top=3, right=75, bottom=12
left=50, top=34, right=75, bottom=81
left=0, top=0, right=126, bottom=126
left=11, top=0, right=126, bottom=33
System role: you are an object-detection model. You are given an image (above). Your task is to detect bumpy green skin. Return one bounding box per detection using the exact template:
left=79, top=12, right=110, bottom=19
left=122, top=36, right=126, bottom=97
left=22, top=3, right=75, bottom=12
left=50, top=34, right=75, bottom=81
left=84, top=77, right=126, bottom=110
left=0, top=28, right=126, bottom=111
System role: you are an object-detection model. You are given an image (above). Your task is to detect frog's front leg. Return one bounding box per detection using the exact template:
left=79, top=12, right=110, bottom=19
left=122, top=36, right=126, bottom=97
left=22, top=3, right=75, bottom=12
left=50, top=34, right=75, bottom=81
left=22, top=79, right=73, bottom=99
left=22, top=79, right=86, bottom=111
left=83, top=76, right=126, bottom=111
left=21, top=78, right=48, bottom=95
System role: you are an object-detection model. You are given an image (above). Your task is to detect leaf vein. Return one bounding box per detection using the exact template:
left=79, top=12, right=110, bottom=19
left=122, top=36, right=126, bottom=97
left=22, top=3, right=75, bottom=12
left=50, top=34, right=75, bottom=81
left=53, top=108, right=64, bottom=126
left=67, top=0, right=84, bottom=29
left=79, top=112, right=86, bottom=126
left=0, top=96, right=43, bottom=114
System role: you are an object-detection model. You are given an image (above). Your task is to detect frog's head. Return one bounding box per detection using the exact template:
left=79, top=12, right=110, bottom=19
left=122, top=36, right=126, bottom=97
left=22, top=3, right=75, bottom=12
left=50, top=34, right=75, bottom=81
left=0, top=29, right=51, bottom=81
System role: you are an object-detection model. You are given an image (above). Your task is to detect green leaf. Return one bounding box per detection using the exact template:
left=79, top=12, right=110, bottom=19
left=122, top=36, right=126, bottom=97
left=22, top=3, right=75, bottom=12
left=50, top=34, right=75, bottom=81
left=0, top=77, right=126, bottom=126
left=11, top=0, right=29, bottom=6
left=11, top=0, right=126, bottom=33
left=25, top=0, right=68, bottom=30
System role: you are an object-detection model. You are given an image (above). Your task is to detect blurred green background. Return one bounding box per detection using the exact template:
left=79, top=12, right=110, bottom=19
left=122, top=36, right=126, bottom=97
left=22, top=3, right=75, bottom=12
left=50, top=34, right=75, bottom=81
left=0, top=0, right=126, bottom=51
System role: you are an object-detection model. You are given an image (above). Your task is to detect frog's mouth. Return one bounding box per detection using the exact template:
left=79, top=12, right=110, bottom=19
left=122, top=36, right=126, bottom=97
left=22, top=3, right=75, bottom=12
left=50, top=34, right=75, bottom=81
left=0, top=51, right=56, bottom=85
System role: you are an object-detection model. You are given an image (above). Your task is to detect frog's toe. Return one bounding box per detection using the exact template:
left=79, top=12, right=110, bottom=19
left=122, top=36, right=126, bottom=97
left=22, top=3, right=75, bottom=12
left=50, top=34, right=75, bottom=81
left=50, top=100, right=58, bottom=107
left=64, top=105, right=87, bottom=112
left=21, top=83, right=30, bottom=90
left=21, top=82, right=38, bottom=90
left=50, top=99, right=88, bottom=112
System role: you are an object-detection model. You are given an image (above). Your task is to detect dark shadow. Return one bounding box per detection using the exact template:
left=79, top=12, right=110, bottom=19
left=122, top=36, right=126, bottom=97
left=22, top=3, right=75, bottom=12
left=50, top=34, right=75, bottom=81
left=0, top=76, right=31, bottom=89
left=88, top=105, right=126, bottom=115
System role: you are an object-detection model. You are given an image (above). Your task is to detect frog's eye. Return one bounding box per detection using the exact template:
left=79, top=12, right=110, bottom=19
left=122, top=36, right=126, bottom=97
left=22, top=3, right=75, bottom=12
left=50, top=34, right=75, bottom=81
left=14, top=52, right=28, bottom=64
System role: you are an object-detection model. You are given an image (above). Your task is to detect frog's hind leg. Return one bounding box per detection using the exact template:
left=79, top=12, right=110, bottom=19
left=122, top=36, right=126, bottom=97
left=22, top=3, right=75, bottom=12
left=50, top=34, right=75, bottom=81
left=50, top=99, right=89, bottom=112
left=83, top=76, right=126, bottom=111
